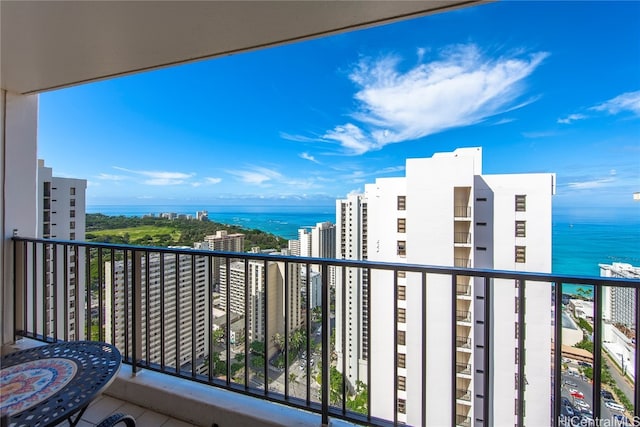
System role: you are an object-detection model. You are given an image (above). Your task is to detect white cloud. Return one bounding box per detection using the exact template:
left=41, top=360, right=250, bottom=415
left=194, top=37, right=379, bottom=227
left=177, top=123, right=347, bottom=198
left=557, top=113, right=587, bottom=124
left=97, top=173, right=127, bottom=181
left=567, top=177, right=616, bottom=190
left=228, top=167, right=282, bottom=185
left=300, top=152, right=320, bottom=164
left=205, top=177, right=222, bottom=184
left=591, top=90, right=640, bottom=116
left=493, top=117, right=516, bottom=125
left=323, top=124, right=372, bottom=155
left=112, top=166, right=194, bottom=185
left=566, top=169, right=618, bottom=190
left=279, top=132, right=319, bottom=143
left=322, top=44, right=548, bottom=154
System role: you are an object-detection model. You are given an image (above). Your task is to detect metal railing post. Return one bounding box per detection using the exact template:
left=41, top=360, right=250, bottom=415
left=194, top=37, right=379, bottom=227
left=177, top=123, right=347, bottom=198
left=321, top=262, right=329, bottom=426
left=12, top=238, right=26, bottom=341
left=132, top=250, right=143, bottom=374
left=553, top=282, right=563, bottom=426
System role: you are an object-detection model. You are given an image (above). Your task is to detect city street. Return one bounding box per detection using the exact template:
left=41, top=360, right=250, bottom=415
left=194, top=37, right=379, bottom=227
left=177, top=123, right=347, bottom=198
left=560, top=370, right=620, bottom=426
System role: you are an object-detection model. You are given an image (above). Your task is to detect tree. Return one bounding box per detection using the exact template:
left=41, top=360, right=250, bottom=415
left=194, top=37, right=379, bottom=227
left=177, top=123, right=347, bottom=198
left=289, top=329, right=307, bottom=355
left=212, top=328, right=225, bottom=344
left=249, top=340, right=265, bottom=357
left=574, top=338, right=594, bottom=354
left=272, top=333, right=285, bottom=353
left=346, top=381, right=368, bottom=414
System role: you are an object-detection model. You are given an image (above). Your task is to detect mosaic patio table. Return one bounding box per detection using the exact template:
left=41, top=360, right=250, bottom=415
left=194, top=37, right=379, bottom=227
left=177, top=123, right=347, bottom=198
left=0, top=341, right=121, bottom=427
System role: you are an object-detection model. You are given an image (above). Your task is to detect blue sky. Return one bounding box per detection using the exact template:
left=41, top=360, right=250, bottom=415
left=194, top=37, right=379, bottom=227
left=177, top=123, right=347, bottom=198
left=38, top=1, right=640, bottom=219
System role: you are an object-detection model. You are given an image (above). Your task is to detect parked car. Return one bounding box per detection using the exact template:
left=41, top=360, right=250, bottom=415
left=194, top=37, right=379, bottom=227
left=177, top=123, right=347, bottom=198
left=575, top=400, right=590, bottom=410
left=569, top=389, right=584, bottom=399
left=604, top=400, right=625, bottom=412
left=601, top=390, right=614, bottom=400
left=564, top=405, right=575, bottom=417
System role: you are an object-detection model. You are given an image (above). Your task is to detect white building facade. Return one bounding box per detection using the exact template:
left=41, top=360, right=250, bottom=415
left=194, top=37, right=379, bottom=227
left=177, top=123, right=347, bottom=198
left=336, top=147, right=555, bottom=426
left=600, top=262, right=639, bottom=327
left=34, top=159, right=87, bottom=341
left=219, top=257, right=303, bottom=359
left=104, top=253, right=210, bottom=373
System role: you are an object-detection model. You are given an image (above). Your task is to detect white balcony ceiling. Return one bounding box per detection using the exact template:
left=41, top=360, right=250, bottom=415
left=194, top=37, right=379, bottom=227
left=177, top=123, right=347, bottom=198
left=1, top=0, right=484, bottom=95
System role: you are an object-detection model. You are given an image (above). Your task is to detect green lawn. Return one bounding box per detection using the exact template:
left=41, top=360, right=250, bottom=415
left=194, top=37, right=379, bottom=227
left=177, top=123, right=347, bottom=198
left=87, top=226, right=181, bottom=245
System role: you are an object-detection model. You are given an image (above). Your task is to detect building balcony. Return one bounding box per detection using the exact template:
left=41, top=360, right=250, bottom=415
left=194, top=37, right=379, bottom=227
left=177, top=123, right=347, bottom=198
left=454, top=232, right=472, bottom=246
left=5, top=237, right=640, bottom=426
left=456, top=310, right=472, bottom=323
left=456, top=362, right=472, bottom=377
left=454, top=206, right=472, bottom=219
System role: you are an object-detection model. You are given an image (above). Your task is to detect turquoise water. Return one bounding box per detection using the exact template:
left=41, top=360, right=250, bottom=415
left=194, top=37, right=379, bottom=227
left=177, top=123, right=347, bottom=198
left=88, top=204, right=640, bottom=290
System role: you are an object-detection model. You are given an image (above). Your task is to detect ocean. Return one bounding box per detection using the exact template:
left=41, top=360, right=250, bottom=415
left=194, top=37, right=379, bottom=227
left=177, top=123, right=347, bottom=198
left=87, top=204, right=640, bottom=293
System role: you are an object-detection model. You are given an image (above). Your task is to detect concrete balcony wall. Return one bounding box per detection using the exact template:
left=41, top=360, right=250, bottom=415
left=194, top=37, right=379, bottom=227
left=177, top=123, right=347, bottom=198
left=1, top=92, right=38, bottom=348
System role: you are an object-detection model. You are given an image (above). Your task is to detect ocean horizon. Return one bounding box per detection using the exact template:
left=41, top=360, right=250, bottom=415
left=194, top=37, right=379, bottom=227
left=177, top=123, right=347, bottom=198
left=87, top=203, right=640, bottom=293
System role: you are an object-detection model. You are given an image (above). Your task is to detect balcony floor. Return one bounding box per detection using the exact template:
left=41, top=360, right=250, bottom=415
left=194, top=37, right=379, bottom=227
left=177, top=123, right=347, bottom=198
left=73, top=394, right=196, bottom=427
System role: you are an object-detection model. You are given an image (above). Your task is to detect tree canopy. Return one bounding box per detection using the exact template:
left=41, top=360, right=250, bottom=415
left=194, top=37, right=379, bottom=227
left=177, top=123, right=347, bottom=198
left=85, top=213, right=287, bottom=250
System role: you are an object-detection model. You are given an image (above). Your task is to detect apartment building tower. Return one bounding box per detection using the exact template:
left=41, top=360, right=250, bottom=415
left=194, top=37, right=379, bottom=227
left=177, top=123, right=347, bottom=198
left=35, top=159, right=87, bottom=341
left=600, top=262, right=640, bottom=328
left=195, top=230, right=245, bottom=286
left=219, top=257, right=303, bottom=358
left=335, top=147, right=555, bottom=426
left=104, top=253, right=210, bottom=373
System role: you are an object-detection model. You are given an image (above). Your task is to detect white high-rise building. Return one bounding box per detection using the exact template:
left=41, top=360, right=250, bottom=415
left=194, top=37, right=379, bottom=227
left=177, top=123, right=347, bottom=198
left=219, top=257, right=303, bottom=358
left=294, top=222, right=336, bottom=258
left=195, top=230, right=245, bottom=286
left=36, top=159, right=87, bottom=340
left=104, top=253, right=210, bottom=373
left=336, top=147, right=555, bottom=426
left=600, top=262, right=639, bottom=327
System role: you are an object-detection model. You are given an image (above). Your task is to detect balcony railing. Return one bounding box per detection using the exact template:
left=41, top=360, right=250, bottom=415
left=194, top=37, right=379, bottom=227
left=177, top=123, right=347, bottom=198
left=456, top=388, right=472, bottom=401
left=454, top=206, right=472, bottom=218
left=456, top=363, right=472, bottom=375
left=10, top=237, right=640, bottom=427
left=454, top=232, right=471, bottom=244
left=454, top=258, right=471, bottom=268
left=456, top=310, right=471, bottom=322
left=456, top=336, right=472, bottom=349
left=456, top=415, right=472, bottom=427
left=456, top=284, right=471, bottom=296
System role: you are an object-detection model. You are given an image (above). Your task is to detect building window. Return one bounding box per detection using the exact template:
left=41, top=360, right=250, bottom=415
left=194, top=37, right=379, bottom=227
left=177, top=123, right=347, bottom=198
left=70, top=187, right=76, bottom=196
left=70, top=210, right=76, bottom=218
left=397, top=285, right=406, bottom=301
left=397, top=196, right=406, bottom=211
left=397, top=308, right=406, bottom=323
left=70, top=233, right=76, bottom=241
left=397, top=271, right=406, bottom=278
left=398, top=330, right=406, bottom=346
left=70, top=221, right=75, bottom=229
left=397, top=241, right=406, bottom=257
left=515, top=194, right=526, bottom=212
left=398, top=399, right=406, bottom=414
left=398, top=353, right=406, bottom=369
left=515, top=220, right=526, bottom=237
left=70, top=198, right=76, bottom=207
left=398, top=376, right=406, bottom=391
left=397, top=218, right=406, bottom=233
left=515, top=246, right=526, bottom=263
